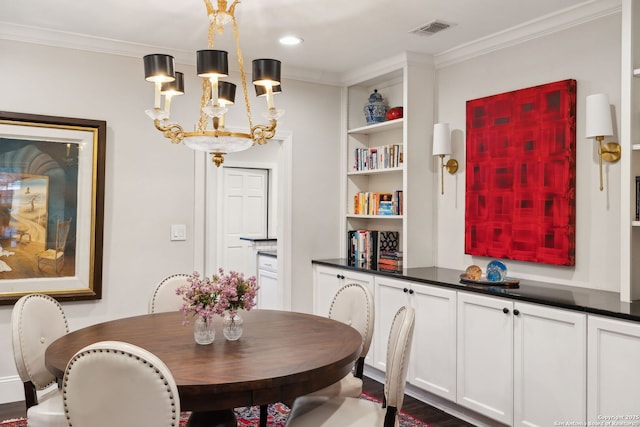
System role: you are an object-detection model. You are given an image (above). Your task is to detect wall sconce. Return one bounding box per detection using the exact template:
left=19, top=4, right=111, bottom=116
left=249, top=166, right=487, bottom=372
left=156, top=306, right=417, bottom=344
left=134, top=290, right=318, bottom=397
left=585, top=93, right=621, bottom=191
left=433, top=123, right=458, bottom=195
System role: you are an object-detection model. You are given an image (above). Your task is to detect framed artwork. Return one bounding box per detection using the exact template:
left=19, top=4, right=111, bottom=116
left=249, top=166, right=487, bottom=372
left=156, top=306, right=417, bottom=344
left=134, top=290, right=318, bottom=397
left=465, top=79, right=576, bottom=266
left=0, top=112, right=106, bottom=303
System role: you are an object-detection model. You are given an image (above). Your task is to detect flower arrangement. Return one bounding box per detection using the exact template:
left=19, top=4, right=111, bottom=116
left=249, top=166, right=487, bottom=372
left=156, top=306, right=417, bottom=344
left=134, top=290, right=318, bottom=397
left=176, top=269, right=258, bottom=324
left=213, top=268, right=259, bottom=315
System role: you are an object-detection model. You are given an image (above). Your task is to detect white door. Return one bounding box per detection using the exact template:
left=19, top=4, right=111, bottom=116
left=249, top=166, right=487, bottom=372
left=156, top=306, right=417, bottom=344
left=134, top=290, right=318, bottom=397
left=221, top=167, right=268, bottom=277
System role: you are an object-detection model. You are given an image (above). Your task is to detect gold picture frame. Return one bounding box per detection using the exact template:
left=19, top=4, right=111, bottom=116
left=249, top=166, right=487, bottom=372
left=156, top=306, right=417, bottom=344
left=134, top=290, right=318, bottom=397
left=0, top=111, right=105, bottom=304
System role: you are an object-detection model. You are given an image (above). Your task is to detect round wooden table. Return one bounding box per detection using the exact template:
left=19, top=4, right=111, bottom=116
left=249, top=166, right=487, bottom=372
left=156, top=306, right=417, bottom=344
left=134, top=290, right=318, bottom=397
left=45, top=310, right=362, bottom=427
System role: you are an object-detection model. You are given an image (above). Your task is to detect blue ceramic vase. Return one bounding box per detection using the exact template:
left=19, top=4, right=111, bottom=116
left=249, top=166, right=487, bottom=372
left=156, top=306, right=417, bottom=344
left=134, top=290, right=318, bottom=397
left=364, top=89, right=387, bottom=124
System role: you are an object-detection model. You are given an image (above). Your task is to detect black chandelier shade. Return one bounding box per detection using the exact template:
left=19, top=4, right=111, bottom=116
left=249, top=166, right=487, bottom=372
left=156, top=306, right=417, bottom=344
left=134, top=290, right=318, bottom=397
left=218, top=81, right=237, bottom=104
left=252, top=59, right=281, bottom=86
left=197, top=50, right=229, bottom=78
left=254, top=84, right=282, bottom=97
left=161, top=71, right=185, bottom=95
left=144, top=54, right=175, bottom=83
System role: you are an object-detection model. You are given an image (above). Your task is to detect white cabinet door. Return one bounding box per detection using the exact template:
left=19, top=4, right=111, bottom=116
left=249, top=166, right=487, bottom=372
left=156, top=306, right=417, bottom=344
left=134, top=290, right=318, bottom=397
left=457, top=292, right=514, bottom=425
left=588, top=315, right=640, bottom=421
left=513, top=302, right=586, bottom=427
left=257, top=269, right=279, bottom=310
left=373, top=276, right=411, bottom=372
left=313, top=265, right=345, bottom=317
left=373, top=275, right=457, bottom=400
left=409, top=284, right=457, bottom=401
left=313, top=264, right=375, bottom=366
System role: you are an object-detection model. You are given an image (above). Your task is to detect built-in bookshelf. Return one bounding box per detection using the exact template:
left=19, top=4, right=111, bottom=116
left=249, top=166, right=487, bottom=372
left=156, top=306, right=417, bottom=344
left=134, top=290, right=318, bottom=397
left=621, top=0, right=640, bottom=301
left=342, top=53, right=435, bottom=267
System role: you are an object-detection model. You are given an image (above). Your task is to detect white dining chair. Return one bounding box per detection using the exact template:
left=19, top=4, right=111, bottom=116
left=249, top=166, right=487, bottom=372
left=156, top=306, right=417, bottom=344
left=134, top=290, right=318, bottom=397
left=305, top=282, right=374, bottom=398
left=11, top=293, right=69, bottom=427
left=149, top=273, right=191, bottom=313
left=62, top=340, right=181, bottom=427
left=285, top=306, right=415, bottom=427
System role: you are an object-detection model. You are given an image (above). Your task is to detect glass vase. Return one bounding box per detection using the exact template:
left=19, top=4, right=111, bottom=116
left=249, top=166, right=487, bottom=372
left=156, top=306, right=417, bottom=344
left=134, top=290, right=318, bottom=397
left=193, top=315, right=215, bottom=345
left=223, top=313, right=243, bottom=341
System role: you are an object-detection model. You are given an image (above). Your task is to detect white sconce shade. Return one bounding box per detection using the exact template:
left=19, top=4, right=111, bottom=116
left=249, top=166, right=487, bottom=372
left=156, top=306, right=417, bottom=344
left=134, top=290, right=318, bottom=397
left=433, top=123, right=452, bottom=155
left=584, top=93, right=621, bottom=191
left=585, top=93, right=613, bottom=138
left=432, top=122, right=458, bottom=195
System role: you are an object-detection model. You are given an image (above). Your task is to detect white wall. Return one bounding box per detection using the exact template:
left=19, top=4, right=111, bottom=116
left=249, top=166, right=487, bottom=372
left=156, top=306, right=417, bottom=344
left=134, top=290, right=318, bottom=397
left=0, top=39, right=342, bottom=402
left=435, top=13, right=622, bottom=291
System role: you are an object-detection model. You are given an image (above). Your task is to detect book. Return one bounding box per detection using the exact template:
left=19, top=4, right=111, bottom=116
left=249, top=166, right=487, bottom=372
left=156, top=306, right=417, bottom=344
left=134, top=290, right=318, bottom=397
left=378, top=231, right=400, bottom=252
left=378, top=258, right=403, bottom=267
left=636, top=176, right=640, bottom=221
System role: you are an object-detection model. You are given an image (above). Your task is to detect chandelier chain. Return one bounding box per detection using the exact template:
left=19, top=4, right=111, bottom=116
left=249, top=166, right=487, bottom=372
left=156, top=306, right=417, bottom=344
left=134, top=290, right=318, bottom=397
left=231, top=14, right=255, bottom=132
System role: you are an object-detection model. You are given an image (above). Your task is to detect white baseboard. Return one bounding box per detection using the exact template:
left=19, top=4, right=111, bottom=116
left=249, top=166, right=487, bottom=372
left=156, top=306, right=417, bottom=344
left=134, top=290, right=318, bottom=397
left=363, top=366, right=506, bottom=427
left=0, top=376, right=24, bottom=405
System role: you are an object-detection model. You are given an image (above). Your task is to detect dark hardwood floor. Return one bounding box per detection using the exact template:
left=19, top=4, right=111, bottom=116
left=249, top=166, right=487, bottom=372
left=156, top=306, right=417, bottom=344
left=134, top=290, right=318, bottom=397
left=0, top=376, right=475, bottom=426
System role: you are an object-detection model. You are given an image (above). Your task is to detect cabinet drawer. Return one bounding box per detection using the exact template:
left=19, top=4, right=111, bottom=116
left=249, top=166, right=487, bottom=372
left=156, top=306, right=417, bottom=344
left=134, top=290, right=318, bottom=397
left=258, top=255, right=277, bottom=272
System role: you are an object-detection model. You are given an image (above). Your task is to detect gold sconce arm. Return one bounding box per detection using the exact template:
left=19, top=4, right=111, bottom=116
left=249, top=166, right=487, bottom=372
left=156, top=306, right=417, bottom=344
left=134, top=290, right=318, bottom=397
left=438, top=155, right=459, bottom=195
left=596, top=136, right=621, bottom=191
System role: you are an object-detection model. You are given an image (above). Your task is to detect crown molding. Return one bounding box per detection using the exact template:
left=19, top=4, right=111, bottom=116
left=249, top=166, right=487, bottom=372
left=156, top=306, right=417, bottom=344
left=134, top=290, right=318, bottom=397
left=434, top=0, right=622, bottom=68
left=0, top=0, right=623, bottom=85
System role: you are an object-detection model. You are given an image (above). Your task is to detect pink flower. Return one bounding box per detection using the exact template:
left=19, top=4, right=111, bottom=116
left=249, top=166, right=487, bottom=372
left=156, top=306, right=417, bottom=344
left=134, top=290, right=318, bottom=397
left=176, top=269, right=259, bottom=323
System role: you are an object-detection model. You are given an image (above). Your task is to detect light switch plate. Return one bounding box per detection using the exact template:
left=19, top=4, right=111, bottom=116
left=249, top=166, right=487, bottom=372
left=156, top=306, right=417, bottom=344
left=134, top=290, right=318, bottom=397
left=171, top=224, right=187, bottom=241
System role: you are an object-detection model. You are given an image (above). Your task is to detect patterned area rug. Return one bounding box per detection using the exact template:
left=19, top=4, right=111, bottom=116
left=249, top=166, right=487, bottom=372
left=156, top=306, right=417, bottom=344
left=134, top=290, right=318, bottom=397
left=1, top=393, right=431, bottom=426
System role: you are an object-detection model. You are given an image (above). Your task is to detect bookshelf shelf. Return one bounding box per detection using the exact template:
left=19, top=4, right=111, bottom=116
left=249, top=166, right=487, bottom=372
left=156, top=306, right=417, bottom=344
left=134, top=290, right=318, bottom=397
left=633, top=68, right=640, bottom=76
left=348, top=118, right=403, bottom=135
left=346, top=214, right=403, bottom=219
left=633, top=221, right=640, bottom=227
left=632, top=144, right=640, bottom=151
left=348, top=166, right=403, bottom=176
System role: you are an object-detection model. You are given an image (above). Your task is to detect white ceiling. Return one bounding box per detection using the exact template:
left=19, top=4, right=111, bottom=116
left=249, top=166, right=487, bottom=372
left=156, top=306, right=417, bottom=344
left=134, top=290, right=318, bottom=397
left=0, top=0, right=620, bottom=84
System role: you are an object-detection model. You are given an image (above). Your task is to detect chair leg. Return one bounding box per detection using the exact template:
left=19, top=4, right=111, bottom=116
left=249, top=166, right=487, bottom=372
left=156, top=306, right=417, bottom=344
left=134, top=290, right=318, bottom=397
left=23, top=381, right=37, bottom=409
left=259, top=404, right=268, bottom=427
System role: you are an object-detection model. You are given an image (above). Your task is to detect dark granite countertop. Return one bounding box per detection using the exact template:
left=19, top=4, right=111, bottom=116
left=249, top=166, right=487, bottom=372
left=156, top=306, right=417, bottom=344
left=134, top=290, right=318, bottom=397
left=312, top=259, right=640, bottom=322
left=258, top=250, right=277, bottom=258
left=239, top=237, right=277, bottom=242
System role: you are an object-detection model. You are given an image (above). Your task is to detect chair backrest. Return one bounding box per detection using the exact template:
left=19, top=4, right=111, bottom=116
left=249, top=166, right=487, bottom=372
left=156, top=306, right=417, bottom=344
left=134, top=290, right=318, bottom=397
left=383, top=306, right=415, bottom=419
left=12, top=293, right=69, bottom=392
left=55, top=219, right=72, bottom=251
left=329, top=283, right=374, bottom=357
left=149, top=273, right=191, bottom=313
left=62, top=340, right=180, bottom=427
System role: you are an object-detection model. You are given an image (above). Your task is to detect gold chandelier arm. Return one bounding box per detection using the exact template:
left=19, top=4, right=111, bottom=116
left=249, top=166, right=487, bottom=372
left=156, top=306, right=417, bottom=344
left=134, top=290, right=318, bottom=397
left=154, top=120, right=185, bottom=144
left=251, top=120, right=277, bottom=145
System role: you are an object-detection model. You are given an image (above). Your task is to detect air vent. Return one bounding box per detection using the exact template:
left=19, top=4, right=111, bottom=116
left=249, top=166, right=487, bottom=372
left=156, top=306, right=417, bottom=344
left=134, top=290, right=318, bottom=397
left=410, top=20, right=454, bottom=36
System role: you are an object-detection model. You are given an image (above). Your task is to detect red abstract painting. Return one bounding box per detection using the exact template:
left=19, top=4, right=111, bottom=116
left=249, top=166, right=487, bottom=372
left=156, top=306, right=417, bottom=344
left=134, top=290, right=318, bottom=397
left=465, top=79, right=576, bottom=266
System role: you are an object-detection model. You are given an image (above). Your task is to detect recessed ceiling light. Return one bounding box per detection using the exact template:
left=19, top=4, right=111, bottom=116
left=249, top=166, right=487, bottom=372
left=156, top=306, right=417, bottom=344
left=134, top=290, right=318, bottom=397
left=279, top=35, right=303, bottom=46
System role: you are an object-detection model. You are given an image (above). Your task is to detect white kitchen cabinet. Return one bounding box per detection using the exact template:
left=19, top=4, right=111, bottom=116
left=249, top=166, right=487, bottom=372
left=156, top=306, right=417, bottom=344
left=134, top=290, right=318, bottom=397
left=587, top=315, right=640, bottom=421
left=457, top=292, right=514, bottom=425
left=374, top=276, right=457, bottom=401
left=457, top=293, right=587, bottom=426
left=257, top=253, right=281, bottom=310
left=513, top=302, right=586, bottom=426
left=312, top=264, right=375, bottom=366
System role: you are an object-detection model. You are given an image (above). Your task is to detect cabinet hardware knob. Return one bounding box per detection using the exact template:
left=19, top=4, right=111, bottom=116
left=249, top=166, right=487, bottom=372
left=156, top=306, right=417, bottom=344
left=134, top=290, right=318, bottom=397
left=409, top=289, right=415, bottom=295
left=513, top=309, right=520, bottom=316
left=503, top=307, right=510, bottom=314
left=403, top=288, right=409, bottom=293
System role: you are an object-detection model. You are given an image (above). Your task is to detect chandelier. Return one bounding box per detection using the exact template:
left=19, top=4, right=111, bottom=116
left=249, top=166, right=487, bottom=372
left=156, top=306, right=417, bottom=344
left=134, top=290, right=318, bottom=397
left=143, top=0, right=284, bottom=167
